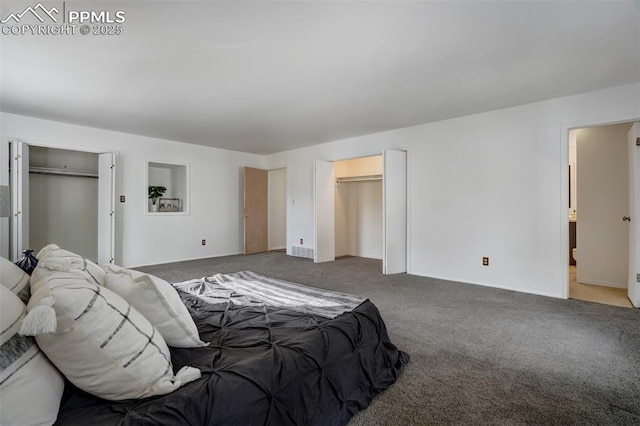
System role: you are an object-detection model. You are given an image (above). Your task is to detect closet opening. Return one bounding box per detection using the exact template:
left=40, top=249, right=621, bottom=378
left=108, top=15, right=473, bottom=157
left=314, top=149, right=407, bottom=274
left=334, top=155, right=383, bottom=263
left=29, top=146, right=100, bottom=261
left=9, top=141, right=115, bottom=264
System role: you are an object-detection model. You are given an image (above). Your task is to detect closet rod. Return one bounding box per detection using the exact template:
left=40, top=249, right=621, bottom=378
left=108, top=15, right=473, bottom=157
left=336, top=174, right=382, bottom=183
left=29, top=167, right=98, bottom=179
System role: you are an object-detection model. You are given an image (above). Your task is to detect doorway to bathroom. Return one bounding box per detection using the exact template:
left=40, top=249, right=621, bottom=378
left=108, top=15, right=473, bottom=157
left=567, top=121, right=638, bottom=308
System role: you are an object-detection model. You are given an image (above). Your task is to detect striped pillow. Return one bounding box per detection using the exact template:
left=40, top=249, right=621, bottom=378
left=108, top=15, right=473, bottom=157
left=105, top=265, right=206, bottom=348
left=0, top=285, right=64, bottom=426
left=24, top=266, right=200, bottom=401
left=34, top=244, right=106, bottom=286
left=0, top=256, right=30, bottom=303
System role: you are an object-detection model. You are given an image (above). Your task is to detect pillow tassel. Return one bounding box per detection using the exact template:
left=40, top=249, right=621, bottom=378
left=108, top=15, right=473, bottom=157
left=174, top=366, right=201, bottom=386
left=19, top=296, right=57, bottom=336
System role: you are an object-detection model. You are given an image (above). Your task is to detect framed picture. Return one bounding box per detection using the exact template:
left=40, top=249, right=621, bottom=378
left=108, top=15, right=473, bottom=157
left=159, top=197, right=182, bottom=212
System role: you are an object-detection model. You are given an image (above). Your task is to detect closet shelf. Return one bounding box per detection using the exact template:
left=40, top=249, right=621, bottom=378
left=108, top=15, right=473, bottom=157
left=29, top=166, right=98, bottom=178
left=336, top=174, right=382, bottom=183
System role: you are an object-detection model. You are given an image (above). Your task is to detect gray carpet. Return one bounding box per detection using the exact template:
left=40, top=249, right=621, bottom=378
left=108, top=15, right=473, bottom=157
left=137, top=252, right=640, bottom=425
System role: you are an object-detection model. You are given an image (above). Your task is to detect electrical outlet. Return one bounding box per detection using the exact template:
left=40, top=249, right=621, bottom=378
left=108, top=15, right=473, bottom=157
left=300, top=238, right=303, bottom=244
left=201, top=239, right=206, bottom=246
left=482, top=257, right=489, bottom=266
left=120, top=195, right=125, bottom=203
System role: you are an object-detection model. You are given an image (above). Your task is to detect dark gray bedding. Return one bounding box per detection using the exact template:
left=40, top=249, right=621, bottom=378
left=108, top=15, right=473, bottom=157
left=55, top=280, right=409, bottom=425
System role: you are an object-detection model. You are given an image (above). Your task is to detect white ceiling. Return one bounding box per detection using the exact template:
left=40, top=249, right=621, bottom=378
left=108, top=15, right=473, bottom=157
left=1, top=1, right=638, bottom=155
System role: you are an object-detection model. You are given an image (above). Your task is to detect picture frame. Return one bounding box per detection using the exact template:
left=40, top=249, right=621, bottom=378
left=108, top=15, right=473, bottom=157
left=158, top=197, right=182, bottom=212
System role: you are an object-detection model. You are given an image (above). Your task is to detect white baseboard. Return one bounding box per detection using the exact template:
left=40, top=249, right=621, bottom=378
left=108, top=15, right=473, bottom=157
left=126, top=251, right=243, bottom=269
left=407, top=270, right=561, bottom=299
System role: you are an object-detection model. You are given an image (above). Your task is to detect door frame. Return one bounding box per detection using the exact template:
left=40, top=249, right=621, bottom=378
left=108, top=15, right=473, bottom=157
left=560, top=115, right=640, bottom=300
left=243, top=166, right=289, bottom=255
left=267, top=167, right=287, bottom=251
left=7, top=138, right=117, bottom=263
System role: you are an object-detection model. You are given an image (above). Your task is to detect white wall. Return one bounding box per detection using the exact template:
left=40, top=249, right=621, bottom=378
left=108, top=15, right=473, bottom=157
left=0, top=113, right=265, bottom=267
left=266, top=82, right=640, bottom=298
left=148, top=166, right=171, bottom=211
left=335, top=180, right=382, bottom=259
left=576, top=123, right=631, bottom=288
left=333, top=155, right=383, bottom=259
left=30, top=174, right=99, bottom=261
left=2, top=83, right=639, bottom=298
left=335, top=183, right=349, bottom=257
left=268, top=168, right=287, bottom=250
left=334, top=156, right=383, bottom=259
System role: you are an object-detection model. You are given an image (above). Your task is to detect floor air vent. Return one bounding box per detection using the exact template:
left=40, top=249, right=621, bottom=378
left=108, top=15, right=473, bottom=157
left=292, top=245, right=314, bottom=259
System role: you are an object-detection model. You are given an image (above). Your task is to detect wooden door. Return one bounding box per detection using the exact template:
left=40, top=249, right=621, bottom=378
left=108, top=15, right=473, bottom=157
left=244, top=167, right=268, bottom=255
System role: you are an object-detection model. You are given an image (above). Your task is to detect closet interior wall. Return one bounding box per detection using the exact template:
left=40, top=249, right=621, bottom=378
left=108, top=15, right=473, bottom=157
left=334, top=156, right=383, bottom=259
left=29, top=146, right=99, bottom=261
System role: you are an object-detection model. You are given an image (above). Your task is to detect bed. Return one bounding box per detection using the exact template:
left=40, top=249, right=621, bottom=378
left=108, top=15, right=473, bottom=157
left=52, top=271, right=409, bottom=425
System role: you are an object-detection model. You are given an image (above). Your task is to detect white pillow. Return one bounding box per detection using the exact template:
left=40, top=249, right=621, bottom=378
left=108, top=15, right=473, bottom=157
left=0, top=285, right=64, bottom=426
left=34, top=244, right=106, bottom=286
left=0, top=256, right=30, bottom=303
left=22, top=265, right=200, bottom=401
left=104, top=265, right=206, bottom=348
